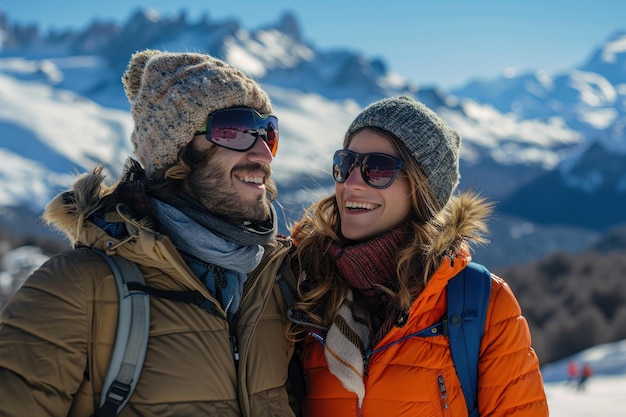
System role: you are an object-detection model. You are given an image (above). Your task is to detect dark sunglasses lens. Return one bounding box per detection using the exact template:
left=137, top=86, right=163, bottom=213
left=210, top=110, right=278, bottom=156
left=363, top=154, right=402, bottom=188
left=263, top=119, right=279, bottom=156
left=332, top=150, right=402, bottom=188
left=210, top=109, right=257, bottom=151
left=333, top=151, right=356, bottom=183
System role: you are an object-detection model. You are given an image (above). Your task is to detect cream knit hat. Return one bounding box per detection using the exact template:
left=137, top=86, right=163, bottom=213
left=122, top=49, right=273, bottom=176
left=344, top=96, right=461, bottom=208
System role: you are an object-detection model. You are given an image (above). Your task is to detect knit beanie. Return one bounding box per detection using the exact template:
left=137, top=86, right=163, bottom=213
left=122, top=49, right=273, bottom=176
left=344, top=96, right=461, bottom=208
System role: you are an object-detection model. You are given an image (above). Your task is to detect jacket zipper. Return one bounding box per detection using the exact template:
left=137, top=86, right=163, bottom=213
left=239, top=243, right=285, bottom=307
left=364, top=351, right=373, bottom=376
left=438, top=374, right=452, bottom=417
left=228, top=243, right=287, bottom=364
left=229, top=242, right=288, bottom=416
left=230, top=332, right=240, bottom=363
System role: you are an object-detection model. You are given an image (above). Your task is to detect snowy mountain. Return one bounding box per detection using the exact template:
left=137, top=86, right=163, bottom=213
left=452, top=31, right=626, bottom=229
left=451, top=31, right=626, bottom=136
left=499, top=141, right=626, bottom=229
left=0, top=7, right=624, bottom=263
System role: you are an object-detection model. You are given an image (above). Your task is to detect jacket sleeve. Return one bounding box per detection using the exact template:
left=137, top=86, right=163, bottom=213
left=0, top=252, right=89, bottom=416
left=477, top=276, right=549, bottom=417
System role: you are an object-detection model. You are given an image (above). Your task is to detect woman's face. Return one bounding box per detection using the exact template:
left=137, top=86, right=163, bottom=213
left=335, top=129, right=411, bottom=241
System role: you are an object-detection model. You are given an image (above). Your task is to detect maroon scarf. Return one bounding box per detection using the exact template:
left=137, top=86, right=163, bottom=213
left=329, top=223, right=412, bottom=345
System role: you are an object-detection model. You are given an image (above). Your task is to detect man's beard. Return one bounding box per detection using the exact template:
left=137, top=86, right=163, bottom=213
left=186, top=159, right=272, bottom=225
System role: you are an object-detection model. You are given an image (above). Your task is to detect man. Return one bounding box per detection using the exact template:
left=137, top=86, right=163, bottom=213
left=0, top=50, right=297, bottom=417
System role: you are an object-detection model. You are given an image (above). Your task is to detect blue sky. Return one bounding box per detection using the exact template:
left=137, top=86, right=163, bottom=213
left=1, top=0, right=625, bottom=89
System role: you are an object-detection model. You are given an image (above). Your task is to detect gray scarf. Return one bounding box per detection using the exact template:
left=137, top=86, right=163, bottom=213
left=150, top=196, right=277, bottom=317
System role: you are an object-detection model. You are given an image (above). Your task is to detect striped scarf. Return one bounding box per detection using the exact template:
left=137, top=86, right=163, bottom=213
left=325, top=224, right=412, bottom=409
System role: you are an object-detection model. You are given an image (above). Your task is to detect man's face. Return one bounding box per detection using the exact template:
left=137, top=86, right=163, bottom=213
left=186, top=135, right=274, bottom=224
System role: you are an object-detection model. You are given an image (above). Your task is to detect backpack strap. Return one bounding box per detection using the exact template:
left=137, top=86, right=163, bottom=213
left=91, top=250, right=150, bottom=417
left=444, top=262, right=491, bottom=417
left=126, top=283, right=221, bottom=317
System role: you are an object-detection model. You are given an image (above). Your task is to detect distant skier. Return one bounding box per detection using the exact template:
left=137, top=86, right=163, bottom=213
left=567, top=360, right=579, bottom=386
left=577, top=362, right=593, bottom=391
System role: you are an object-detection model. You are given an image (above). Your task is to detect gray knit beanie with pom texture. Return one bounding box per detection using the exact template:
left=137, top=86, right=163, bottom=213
left=122, top=49, right=273, bottom=176
left=344, top=96, right=461, bottom=208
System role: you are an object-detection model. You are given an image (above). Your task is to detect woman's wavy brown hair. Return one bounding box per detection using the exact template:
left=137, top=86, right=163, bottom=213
left=288, top=127, right=455, bottom=337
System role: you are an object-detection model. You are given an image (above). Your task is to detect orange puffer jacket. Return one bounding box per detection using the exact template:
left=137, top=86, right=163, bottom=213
left=299, top=254, right=549, bottom=417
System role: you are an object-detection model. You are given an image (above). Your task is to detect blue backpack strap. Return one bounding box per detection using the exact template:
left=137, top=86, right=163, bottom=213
left=445, top=262, right=491, bottom=417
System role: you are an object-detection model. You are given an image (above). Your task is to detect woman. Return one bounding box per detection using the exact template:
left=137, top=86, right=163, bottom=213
left=288, top=96, right=549, bottom=416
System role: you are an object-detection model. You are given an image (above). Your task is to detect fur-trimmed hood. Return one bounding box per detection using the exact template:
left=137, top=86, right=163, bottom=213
left=43, top=167, right=126, bottom=248
left=42, top=161, right=163, bottom=261
left=428, top=191, right=493, bottom=263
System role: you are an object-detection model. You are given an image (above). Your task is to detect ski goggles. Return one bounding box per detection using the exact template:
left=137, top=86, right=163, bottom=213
left=195, top=107, right=279, bottom=156
left=332, top=149, right=404, bottom=189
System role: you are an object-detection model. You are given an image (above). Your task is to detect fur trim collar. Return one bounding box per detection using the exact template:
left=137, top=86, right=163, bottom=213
left=429, top=192, right=493, bottom=260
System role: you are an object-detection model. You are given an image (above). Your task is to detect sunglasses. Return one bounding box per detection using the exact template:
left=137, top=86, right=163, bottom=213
left=332, top=149, right=404, bottom=189
left=195, top=107, right=279, bottom=156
